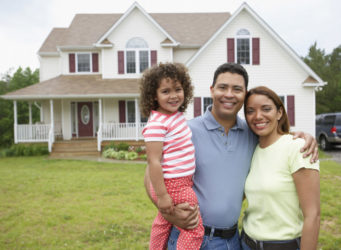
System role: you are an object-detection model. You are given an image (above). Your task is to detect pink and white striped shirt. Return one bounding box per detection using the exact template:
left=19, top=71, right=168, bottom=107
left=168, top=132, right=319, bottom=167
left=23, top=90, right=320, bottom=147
left=142, top=110, right=196, bottom=179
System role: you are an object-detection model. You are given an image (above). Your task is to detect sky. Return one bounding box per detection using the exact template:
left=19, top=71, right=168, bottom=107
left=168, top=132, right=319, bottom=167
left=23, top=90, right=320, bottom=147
left=0, top=0, right=340, bottom=76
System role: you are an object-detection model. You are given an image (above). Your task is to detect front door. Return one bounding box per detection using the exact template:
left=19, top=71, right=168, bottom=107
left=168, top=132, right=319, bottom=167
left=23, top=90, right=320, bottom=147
left=78, top=102, right=93, bottom=137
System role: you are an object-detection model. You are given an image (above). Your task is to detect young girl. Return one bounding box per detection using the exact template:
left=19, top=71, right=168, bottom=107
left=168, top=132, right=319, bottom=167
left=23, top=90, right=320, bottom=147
left=140, top=62, right=203, bottom=250
left=242, top=86, right=320, bottom=250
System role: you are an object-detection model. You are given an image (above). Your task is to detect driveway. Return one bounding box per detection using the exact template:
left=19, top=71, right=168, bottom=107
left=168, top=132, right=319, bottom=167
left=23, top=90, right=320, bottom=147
left=323, top=145, right=341, bottom=164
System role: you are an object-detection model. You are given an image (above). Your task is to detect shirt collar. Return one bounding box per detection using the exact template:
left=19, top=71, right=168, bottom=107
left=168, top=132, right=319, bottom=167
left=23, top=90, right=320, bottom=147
left=202, top=105, right=245, bottom=131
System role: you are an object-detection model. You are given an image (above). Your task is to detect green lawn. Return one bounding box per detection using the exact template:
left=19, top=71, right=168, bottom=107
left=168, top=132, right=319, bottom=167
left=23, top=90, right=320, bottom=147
left=0, top=156, right=340, bottom=249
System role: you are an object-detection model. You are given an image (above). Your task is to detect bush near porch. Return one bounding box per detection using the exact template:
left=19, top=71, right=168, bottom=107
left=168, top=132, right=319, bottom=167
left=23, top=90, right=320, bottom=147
left=0, top=156, right=340, bottom=249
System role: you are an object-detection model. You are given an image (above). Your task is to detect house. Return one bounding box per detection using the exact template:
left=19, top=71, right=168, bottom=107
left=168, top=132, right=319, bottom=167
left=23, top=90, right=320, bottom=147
left=2, top=2, right=326, bottom=153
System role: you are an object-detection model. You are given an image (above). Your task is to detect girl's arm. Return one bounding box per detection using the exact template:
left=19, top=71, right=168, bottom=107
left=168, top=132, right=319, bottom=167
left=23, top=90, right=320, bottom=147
left=146, top=141, right=174, bottom=215
left=292, top=168, right=320, bottom=250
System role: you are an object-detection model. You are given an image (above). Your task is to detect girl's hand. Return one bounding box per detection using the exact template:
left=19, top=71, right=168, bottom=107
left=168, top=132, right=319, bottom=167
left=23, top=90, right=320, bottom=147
left=157, top=194, right=174, bottom=215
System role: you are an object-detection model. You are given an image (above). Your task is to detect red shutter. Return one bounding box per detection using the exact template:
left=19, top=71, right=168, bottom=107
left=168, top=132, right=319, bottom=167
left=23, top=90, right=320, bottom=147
left=151, top=50, right=157, bottom=66
left=287, top=95, right=295, bottom=126
left=194, top=97, right=202, bottom=117
left=119, top=100, right=126, bottom=123
left=118, top=51, right=124, bottom=74
left=252, top=38, right=260, bottom=65
left=69, top=53, right=75, bottom=73
left=92, top=53, right=99, bottom=72
left=227, top=38, right=235, bottom=63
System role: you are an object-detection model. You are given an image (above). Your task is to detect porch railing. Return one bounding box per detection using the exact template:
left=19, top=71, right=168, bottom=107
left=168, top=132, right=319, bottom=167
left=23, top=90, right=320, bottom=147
left=101, top=122, right=146, bottom=140
left=16, top=124, right=51, bottom=142
left=97, top=122, right=146, bottom=151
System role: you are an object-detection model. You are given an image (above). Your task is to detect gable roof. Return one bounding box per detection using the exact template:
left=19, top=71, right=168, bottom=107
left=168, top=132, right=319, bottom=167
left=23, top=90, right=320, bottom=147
left=38, top=5, right=230, bottom=53
left=2, top=75, right=140, bottom=100
left=186, top=2, right=326, bottom=86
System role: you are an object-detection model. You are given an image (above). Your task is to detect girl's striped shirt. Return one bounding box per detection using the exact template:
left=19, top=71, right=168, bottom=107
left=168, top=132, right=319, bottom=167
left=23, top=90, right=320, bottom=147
left=142, top=110, right=196, bottom=179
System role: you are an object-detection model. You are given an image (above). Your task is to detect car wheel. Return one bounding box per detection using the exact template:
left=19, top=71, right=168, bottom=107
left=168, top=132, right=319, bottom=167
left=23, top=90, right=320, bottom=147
left=320, top=135, right=331, bottom=151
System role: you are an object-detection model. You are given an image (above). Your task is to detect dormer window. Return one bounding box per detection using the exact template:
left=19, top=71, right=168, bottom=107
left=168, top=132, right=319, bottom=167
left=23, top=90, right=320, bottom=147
left=68, top=53, right=99, bottom=73
left=126, top=37, right=149, bottom=74
left=77, top=53, right=91, bottom=72
left=236, top=29, right=250, bottom=64
left=227, top=30, right=260, bottom=65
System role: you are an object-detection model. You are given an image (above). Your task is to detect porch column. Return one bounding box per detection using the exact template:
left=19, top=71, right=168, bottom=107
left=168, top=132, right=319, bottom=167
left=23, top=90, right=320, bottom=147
left=28, top=102, right=32, bottom=125
left=98, top=98, right=102, bottom=151
left=135, top=98, right=140, bottom=141
left=50, top=99, right=54, bottom=143
left=13, top=100, right=18, bottom=144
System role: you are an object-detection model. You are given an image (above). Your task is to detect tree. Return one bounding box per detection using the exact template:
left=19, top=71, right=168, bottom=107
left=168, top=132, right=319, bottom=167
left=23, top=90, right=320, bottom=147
left=303, top=43, right=341, bottom=113
left=0, top=67, right=40, bottom=148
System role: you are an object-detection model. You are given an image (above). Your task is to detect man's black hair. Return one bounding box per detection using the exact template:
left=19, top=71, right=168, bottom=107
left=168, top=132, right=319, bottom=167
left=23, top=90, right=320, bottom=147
left=212, top=63, right=249, bottom=89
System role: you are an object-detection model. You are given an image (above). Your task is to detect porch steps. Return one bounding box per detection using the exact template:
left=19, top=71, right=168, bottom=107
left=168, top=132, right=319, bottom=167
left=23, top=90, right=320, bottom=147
left=49, top=139, right=100, bottom=158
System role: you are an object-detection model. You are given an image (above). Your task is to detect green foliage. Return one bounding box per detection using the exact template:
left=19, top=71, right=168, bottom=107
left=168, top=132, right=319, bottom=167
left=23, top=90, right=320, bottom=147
left=135, top=146, right=143, bottom=153
left=117, top=142, right=130, bottom=151
left=116, top=150, right=127, bottom=160
left=126, top=151, right=138, bottom=160
left=0, top=144, right=49, bottom=157
left=0, top=67, right=40, bottom=148
left=303, top=43, right=341, bottom=113
left=139, top=154, right=147, bottom=160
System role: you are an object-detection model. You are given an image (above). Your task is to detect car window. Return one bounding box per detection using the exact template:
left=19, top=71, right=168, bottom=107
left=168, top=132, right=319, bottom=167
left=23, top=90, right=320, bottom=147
left=335, top=115, right=341, bottom=125
left=324, top=115, right=336, bottom=125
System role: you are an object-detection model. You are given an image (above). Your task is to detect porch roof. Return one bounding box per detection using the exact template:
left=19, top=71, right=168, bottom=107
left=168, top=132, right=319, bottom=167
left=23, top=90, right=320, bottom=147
left=2, top=75, right=140, bottom=100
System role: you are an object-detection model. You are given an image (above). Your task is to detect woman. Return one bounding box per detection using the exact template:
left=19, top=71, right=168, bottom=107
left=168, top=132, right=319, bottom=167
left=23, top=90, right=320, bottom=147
left=241, top=86, right=320, bottom=250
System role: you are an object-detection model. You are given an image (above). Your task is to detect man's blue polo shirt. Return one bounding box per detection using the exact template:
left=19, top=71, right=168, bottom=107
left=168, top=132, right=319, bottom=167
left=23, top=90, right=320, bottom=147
left=188, top=107, right=258, bottom=228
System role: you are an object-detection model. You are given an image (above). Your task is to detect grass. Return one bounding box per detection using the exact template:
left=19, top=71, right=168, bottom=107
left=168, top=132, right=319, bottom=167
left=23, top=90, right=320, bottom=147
left=0, top=156, right=340, bottom=249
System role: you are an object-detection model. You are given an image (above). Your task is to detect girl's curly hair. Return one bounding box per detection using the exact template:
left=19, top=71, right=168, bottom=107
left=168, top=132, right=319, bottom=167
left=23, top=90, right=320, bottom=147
left=139, top=62, right=194, bottom=117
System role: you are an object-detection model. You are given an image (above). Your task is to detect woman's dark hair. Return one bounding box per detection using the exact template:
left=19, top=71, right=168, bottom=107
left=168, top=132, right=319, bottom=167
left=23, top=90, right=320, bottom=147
left=139, top=62, right=193, bottom=117
left=244, top=86, right=290, bottom=134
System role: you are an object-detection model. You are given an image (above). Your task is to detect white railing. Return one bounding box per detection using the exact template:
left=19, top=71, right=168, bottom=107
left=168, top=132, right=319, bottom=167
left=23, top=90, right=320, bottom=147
left=101, top=122, right=146, bottom=141
left=16, top=124, right=51, bottom=142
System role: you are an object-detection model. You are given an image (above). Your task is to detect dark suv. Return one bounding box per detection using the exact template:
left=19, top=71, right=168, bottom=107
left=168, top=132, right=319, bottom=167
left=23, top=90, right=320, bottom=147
left=316, top=112, right=341, bottom=150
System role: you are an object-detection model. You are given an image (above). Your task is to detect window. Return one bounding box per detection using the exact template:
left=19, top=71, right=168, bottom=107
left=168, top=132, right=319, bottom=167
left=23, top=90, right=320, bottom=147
left=203, top=97, right=213, bottom=113
left=77, top=53, right=91, bottom=72
left=126, top=100, right=147, bottom=123
left=236, top=29, right=251, bottom=64
left=125, top=37, right=149, bottom=74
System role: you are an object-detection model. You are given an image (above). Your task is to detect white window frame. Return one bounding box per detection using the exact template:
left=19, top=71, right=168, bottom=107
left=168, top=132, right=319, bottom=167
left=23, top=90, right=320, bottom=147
left=202, top=97, right=213, bottom=114
left=75, top=52, right=93, bottom=73
left=126, top=100, right=147, bottom=123
left=235, top=29, right=252, bottom=65
left=125, top=37, right=150, bottom=75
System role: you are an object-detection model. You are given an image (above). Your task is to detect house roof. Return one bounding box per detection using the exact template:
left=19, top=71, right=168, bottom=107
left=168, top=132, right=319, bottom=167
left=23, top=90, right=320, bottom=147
left=38, top=12, right=230, bottom=53
left=2, top=75, right=140, bottom=100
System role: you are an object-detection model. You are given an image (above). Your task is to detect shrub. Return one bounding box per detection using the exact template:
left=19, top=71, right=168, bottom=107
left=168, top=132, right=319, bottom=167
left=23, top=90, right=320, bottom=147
left=116, top=150, right=127, bottom=160
left=139, top=154, right=147, bottom=160
left=104, top=142, right=118, bottom=151
left=117, top=142, right=129, bottom=151
left=0, top=144, right=49, bottom=157
left=135, top=147, right=143, bottom=153
left=126, top=151, right=138, bottom=160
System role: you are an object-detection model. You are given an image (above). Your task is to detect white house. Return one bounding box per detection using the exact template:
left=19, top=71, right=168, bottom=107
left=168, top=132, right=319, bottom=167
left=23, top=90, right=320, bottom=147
left=2, top=2, right=326, bottom=153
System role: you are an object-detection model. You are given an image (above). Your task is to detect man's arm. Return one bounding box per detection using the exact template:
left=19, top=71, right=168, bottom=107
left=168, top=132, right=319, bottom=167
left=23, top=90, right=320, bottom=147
left=144, top=165, right=199, bottom=229
left=292, top=131, right=318, bottom=163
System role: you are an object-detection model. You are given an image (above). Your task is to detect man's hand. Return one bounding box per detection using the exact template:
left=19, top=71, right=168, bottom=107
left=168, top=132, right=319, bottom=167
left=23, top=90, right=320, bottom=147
left=157, top=193, right=174, bottom=215
left=161, top=203, right=199, bottom=230
left=292, top=131, right=319, bottom=163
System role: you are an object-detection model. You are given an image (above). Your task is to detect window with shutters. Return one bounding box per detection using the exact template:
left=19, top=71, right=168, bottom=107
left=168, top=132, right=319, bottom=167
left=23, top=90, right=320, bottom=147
left=126, top=37, right=150, bottom=74
left=227, top=30, right=260, bottom=65
left=69, top=53, right=99, bottom=73
left=236, top=29, right=251, bottom=65
left=126, top=100, right=148, bottom=123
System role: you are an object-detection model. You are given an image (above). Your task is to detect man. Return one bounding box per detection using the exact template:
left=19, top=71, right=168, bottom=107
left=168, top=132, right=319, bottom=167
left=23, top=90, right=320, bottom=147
left=144, top=63, right=318, bottom=249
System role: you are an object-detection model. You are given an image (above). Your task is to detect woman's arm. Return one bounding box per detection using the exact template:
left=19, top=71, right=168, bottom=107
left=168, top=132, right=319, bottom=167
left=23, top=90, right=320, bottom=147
left=146, top=141, right=174, bottom=214
left=293, top=168, right=320, bottom=250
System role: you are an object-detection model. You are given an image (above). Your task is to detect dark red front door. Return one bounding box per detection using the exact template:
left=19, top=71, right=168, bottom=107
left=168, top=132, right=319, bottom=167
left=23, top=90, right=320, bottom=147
left=78, top=102, right=93, bottom=137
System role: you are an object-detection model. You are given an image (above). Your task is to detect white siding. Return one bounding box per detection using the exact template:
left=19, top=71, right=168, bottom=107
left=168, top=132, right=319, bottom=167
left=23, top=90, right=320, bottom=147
left=102, top=8, right=172, bottom=78
left=39, top=56, right=61, bottom=81
left=188, top=9, right=316, bottom=135
left=173, top=48, right=198, bottom=64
